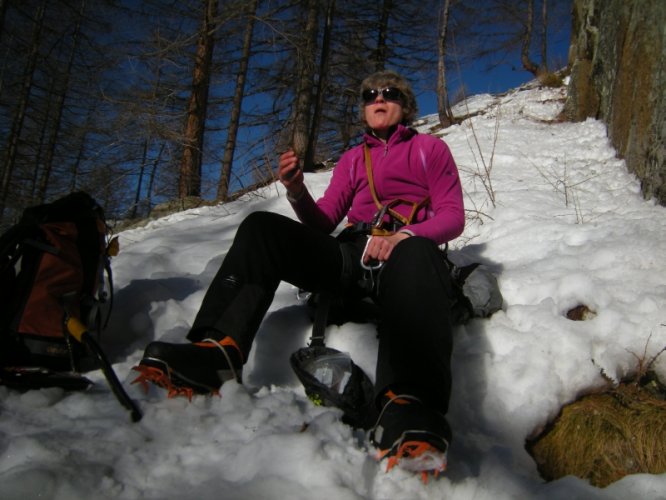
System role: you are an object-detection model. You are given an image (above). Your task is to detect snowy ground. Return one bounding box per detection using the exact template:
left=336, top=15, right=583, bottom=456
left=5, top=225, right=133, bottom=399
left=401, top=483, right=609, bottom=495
left=1, top=81, right=665, bottom=500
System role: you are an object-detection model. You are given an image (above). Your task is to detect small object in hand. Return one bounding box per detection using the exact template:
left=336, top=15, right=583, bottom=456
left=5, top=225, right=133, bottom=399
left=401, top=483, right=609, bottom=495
left=282, top=164, right=301, bottom=181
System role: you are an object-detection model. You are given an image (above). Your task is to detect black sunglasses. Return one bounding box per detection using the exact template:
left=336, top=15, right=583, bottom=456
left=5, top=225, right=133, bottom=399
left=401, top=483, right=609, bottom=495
left=362, top=87, right=403, bottom=103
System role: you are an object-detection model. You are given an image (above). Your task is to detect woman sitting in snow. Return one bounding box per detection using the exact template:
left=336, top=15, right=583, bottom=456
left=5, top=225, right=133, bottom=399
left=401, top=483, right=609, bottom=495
left=134, top=70, right=465, bottom=478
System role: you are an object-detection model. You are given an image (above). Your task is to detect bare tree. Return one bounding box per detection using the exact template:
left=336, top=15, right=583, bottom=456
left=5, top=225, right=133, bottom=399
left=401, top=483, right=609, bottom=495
left=291, top=0, right=319, bottom=170
left=0, top=1, right=46, bottom=221
left=540, top=0, right=549, bottom=71
left=374, top=0, right=393, bottom=71
left=453, top=0, right=567, bottom=80
left=36, top=0, right=87, bottom=203
left=306, top=0, right=336, bottom=169
left=521, top=0, right=540, bottom=75
left=178, top=0, right=218, bottom=199
left=437, top=0, right=455, bottom=127
left=217, top=0, right=258, bottom=201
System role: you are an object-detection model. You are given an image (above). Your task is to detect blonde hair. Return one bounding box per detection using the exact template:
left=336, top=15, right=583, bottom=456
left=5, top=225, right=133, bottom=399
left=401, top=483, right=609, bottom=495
left=359, top=70, right=418, bottom=126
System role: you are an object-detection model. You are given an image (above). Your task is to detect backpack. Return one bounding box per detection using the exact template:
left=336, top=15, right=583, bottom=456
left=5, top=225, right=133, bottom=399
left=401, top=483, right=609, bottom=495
left=447, top=260, right=504, bottom=325
left=0, top=192, right=114, bottom=373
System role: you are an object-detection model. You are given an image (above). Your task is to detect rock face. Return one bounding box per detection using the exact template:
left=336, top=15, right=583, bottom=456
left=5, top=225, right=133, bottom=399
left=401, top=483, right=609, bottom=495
left=564, top=0, right=665, bottom=205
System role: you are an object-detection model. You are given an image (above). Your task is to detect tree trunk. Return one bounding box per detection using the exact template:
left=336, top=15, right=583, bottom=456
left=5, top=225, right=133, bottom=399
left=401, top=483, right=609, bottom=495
left=306, top=0, right=335, bottom=169
left=541, top=0, right=548, bottom=71
left=291, top=0, right=318, bottom=170
left=69, top=124, right=89, bottom=193
left=375, top=0, right=393, bottom=71
left=147, top=142, right=166, bottom=216
left=0, top=2, right=8, bottom=76
left=437, top=0, right=454, bottom=127
left=37, top=0, right=86, bottom=203
left=131, top=139, right=149, bottom=219
left=178, top=0, right=217, bottom=199
left=30, top=82, right=53, bottom=201
left=217, top=0, right=258, bottom=201
left=0, top=0, right=46, bottom=221
left=521, top=0, right=540, bottom=75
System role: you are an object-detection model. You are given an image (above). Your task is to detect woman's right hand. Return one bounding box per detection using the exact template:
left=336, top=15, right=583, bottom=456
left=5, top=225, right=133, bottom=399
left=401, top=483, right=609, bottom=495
left=278, top=150, right=305, bottom=198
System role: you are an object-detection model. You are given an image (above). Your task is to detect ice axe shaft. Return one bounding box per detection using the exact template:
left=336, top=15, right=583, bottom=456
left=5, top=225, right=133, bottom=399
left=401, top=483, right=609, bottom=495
left=66, top=315, right=142, bottom=422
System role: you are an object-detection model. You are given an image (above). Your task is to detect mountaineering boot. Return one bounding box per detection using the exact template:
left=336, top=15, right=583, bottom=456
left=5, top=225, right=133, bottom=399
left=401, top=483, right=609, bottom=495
left=370, top=391, right=451, bottom=482
left=132, top=336, right=243, bottom=400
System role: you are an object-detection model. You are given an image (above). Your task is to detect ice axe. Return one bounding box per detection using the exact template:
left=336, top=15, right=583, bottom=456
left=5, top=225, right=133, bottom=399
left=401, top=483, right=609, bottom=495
left=65, top=313, right=142, bottom=422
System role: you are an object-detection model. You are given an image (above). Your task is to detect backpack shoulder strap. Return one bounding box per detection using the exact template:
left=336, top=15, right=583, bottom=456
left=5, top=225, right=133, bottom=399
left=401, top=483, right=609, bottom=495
left=0, top=224, right=23, bottom=262
left=309, top=293, right=332, bottom=348
left=0, top=222, right=40, bottom=271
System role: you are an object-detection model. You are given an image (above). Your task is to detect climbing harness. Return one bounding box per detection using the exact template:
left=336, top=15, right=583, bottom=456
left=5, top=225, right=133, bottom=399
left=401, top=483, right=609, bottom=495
left=358, top=143, right=431, bottom=275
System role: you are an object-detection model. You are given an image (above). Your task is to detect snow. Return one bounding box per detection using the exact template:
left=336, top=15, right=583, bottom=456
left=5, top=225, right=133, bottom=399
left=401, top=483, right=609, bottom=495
left=1, top=82, right=665, bottom=500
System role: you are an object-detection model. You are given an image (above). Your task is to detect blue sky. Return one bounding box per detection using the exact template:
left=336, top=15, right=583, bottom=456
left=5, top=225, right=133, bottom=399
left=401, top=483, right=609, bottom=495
left=416, top=26, right=572, bottom=116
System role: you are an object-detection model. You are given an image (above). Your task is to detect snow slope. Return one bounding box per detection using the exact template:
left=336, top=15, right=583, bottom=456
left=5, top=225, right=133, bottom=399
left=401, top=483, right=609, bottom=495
left=1, top=81, right=665, bottom=500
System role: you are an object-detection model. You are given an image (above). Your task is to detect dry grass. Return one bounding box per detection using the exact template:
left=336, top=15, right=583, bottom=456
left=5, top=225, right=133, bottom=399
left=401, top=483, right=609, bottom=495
left=527, top=380, right=666, bottom=487
left=537, top=70, right=564, bottom=88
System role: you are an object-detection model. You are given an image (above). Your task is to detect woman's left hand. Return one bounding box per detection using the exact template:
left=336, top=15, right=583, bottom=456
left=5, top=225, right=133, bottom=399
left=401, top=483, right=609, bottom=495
left=362, top=232, right=411, bottom=264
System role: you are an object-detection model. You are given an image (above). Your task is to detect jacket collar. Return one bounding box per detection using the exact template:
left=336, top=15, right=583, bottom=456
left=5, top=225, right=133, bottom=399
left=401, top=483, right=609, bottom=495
left=364, top=124, right=416, bottom=149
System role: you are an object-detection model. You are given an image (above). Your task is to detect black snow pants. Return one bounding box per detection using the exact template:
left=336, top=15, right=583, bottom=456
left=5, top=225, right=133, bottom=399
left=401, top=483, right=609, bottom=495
left=188, top=211, right=454, bottom=413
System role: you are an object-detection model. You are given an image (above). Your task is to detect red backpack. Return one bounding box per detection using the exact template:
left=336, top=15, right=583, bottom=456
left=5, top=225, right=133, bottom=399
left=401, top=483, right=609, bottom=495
left=0, top=192, right=113, bottom=374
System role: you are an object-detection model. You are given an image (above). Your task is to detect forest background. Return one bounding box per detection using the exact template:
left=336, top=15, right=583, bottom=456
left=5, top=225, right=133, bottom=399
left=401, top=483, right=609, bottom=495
left=0, top=0, right=571, bottom=226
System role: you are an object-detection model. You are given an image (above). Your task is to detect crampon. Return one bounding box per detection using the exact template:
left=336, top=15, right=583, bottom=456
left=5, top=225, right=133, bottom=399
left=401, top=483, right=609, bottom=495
left=376, top=436, right=448, bottom=484
left=131, top=361, right=219, bottom=401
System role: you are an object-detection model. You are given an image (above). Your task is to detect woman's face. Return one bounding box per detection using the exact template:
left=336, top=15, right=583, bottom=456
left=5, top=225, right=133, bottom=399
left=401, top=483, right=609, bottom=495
left=363, top=87, right=404, bottom=138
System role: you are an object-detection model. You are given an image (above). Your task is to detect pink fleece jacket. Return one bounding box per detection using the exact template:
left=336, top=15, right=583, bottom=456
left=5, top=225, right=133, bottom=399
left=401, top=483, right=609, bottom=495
left=290, top=124, right=465, bottom=245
